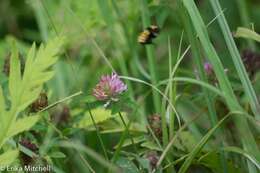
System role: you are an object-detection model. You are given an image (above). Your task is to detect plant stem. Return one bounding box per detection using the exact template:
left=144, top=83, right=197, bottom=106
left=118, top=112, right=138, bottom=154
left=97, top=0, right=135, bottom=100
left=168, top=37, right=175, bottom=140
left=140, top=0, right=161, bottom=113
left=110, top=120, right=132, bottom=163
left=86, top=103, right=109, bottom=161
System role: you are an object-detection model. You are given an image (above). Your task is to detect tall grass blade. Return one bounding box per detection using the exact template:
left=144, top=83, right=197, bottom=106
left=182, top=1, right=260, bottom=172
left=209, top=0, right=260, bottom=120
left=139, top=0, right=161, bottom=113
left=235, top=27, right=260, bottom=43
left=236, top=0, right=257, bottom=49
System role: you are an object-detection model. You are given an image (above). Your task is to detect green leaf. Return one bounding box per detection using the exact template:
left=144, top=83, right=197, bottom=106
left=99, top=119, right=147, bottom=134
left=78, top=108, right=129, bottom=129
left=116, top=157, right=139, bottom=173
left=19, top=144, right=37, bottom=158
left=0, top=37, right=64, bottom=149
left=7, top=115, right=40, bottom=139
left=141, top=141, right=162, bottom=151
left=0, top=149, right=19, bottom=167
left=174, top=131, right=199, bottom=152
left=81, top=111, right=146, bottom=134
left=199, top=151, right=242, bottom=173
left=137, top=157, right=150, bottom=171
left=9, top=41, right=21, bottom=102
left=18, top=37, right=65, bottom=112
left=49, top=151, right=66, bottom=159
left=235, top=27, right=260, bottom=42
left=78, top=108, right=115, bottom=128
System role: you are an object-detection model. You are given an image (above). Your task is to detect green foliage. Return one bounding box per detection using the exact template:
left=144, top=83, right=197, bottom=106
left=209, top=0, right=260, bottom=119
left=235, top=27, right=260, bottom=43
left=0, top=0, right=259, bottom=172
left=77, top=108, right=119, bottom=128
left=0, top=37, right=64, bottom=166
left=0, top=150, right=19, bottom=167
left=177, top=114, right=230, bottom=173
left=49, top=151, right=66, bottom=159
left=182, top=1, right=260, bottom=171
left=7, top=115, right=40, bottom=139
left=116, top=157, right=139, bottom=173
left=76, top=107, right=146, bottom=133
left=199, top=151, right=242, bottom=173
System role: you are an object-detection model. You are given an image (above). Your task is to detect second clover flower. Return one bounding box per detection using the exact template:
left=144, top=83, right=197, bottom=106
left=204, top=62, right=213, bottom=76
left=93, top=73, right=127, bottom=102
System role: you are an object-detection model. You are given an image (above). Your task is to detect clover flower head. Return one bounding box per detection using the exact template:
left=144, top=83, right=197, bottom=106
left=204, top=62, right=213, bottom=75
left=93, top=73, right=127, bottom=101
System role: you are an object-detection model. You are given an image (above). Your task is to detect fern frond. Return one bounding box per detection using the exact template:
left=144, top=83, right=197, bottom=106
left=0, top=37, right=64, bottom=149
left=7, top=115, right=40, bottom=139
left=9, top=42, right=22, bottom=104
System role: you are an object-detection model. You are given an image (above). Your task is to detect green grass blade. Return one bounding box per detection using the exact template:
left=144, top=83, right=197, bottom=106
left=58, top=141, right=120, bottom=173
left=235, top=27, right=260, bottom=43
left=159, top=77, right=224, bottom=98
left=209, top=0, right=260, bottom=120
left=0, top=149, right=19, bottom=167
left=182, top=1, right=260, bottom=172
left=236, top=0, right=257, bottom=49
left=177, top=113, right=231, bottom=173
left=140, top=0, right=161, bottom=113
left=155, top=114, right=202, bottom=172
left=223, top=146, right=260, bottom=170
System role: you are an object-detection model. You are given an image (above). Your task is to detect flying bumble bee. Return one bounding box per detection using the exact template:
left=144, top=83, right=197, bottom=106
left=138, top=25, right=160, bottom=44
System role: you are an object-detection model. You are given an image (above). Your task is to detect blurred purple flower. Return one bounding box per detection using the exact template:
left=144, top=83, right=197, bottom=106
left=204, top=62, right=213, bottom=75
left=241, top=49, right=260, bottom=77
left=93, top=73, right=127, bottom=101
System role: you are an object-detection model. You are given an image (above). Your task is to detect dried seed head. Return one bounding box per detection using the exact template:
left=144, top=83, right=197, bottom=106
left=51, top=105, right=71, bottom=125
left=31, top=92, right=48, bottom=113
left=19, top=139, right=38, bottom=166
left=146, top=151, right=159, bottom=170
left=241, top=49, right=260, bottom=77
left=148, top=114, right=162, bottom=139
left=2, top=53, right=25, bottom=76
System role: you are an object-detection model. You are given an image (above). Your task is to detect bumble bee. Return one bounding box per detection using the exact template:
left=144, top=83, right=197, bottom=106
left=138, top=25, right=160, bottom=44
